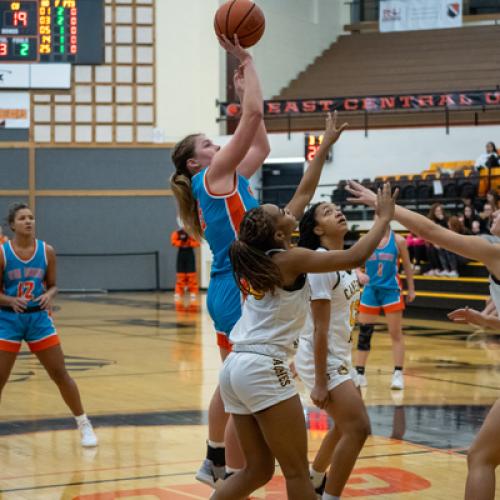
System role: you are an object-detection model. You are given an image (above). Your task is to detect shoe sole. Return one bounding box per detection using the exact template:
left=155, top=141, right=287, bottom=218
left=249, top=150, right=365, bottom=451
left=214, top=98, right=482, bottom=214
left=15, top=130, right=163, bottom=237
left=195, top=472, right=216, bottom=489
left=390, top=385, right=404, bottom=390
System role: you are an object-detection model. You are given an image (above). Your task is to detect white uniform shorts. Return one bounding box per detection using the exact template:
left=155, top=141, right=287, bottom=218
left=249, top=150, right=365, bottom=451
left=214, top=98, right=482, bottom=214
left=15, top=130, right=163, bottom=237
left=295, top=341, right=359, bottom=394
left=220, top=351, right=298, bottom=415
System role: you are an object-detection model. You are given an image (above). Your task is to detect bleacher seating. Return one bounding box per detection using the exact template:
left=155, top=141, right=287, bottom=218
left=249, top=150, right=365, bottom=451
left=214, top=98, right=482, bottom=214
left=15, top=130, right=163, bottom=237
left=265, top=25, right=500, bottom=132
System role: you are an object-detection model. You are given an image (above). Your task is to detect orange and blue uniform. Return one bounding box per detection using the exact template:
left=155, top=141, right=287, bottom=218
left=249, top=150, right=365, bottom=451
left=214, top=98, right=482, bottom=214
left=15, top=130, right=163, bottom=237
left=359, top=230, right=405, bottom=315
left=191, top=168, right=258, bottom=350
left=0, top=240, right=59, bottom=353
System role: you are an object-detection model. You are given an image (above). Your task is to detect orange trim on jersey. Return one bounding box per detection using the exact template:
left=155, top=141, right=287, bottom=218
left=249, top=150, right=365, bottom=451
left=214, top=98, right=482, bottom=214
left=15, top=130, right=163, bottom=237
left=217, top=332, right=233, bottom=352
left=0, top=339, right=21, bottom=353
left=383, top=297, right=405, bottom=313
left=359, top=304, right=382, bottom=315
left=225, top=191, right=246, bottom=235
left=28, top=333, right=60, bottom=352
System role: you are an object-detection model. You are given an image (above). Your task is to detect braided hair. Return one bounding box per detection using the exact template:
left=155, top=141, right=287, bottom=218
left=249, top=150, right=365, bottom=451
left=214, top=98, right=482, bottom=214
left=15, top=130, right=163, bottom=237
left=298, top=202, right=324, bottom=250
left=230, top=207, right=283, bottom=296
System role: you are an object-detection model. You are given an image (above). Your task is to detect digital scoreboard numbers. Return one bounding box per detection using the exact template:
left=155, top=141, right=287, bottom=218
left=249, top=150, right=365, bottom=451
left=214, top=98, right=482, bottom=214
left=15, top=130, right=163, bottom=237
left=0, top=0, right=103, bottom=64
left=305, top=133, right=333, bottom=162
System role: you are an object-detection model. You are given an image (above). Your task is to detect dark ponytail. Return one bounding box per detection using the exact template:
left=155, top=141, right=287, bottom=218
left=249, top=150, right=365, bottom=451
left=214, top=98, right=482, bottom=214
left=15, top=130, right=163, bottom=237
left=230, top=207, right=283, bottom=296
left=298, top=202, right=323, bottom=250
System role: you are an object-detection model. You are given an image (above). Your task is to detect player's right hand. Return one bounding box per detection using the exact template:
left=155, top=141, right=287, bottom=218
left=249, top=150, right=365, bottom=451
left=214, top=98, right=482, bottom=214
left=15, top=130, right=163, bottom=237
left=218, top=34, right=252, bottom=64
left=375, top=182, right=397, bottom=222
left=10, top=296, right=29, bottom=313
left=311, top=384, right=329, bottom=410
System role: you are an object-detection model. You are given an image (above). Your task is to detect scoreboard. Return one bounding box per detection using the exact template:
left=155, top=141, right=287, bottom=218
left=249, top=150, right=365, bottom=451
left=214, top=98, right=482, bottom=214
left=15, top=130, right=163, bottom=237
left=0, top=0, right=104, bottom=64
left=305, top=133, right=333, bottom=162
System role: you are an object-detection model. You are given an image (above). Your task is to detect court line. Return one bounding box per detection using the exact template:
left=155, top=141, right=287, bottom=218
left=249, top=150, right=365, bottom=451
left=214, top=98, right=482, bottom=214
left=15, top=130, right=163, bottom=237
left=0, top=449, right=436, bottom=493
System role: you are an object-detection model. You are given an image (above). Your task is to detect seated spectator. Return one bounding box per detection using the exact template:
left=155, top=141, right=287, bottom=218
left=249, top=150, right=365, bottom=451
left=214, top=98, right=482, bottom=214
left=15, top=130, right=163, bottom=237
left=486, top=190, right=500, bottom=210
left=424, top=203, right=451, bottom=276
left=475, top=141, right=499, bottom=169
left=461, top=205, right=478, bottom=232
left=406, top=233, right=426, bottom=274
left=436, top=216, right=470, bottom=277
left=471, top=219, right=481, bottom=235
left=479, top=202, right=494, bottom=233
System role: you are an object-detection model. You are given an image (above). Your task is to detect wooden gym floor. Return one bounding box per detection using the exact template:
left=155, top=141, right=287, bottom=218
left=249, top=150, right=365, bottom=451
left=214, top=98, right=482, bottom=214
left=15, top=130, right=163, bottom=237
left=0, top=292, right=499, bottom=499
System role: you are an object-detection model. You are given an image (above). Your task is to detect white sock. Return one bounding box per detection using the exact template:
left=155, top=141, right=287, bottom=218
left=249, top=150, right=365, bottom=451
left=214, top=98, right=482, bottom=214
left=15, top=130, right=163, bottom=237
left=310, top=466, right=326, bottom=488
left=208, top=440, right=225, bottom=449
left=225, top=466, right=242, bottom=474
left=322, top=494, right=340, bottom=500
left=75, top=414, right=88, bottom=426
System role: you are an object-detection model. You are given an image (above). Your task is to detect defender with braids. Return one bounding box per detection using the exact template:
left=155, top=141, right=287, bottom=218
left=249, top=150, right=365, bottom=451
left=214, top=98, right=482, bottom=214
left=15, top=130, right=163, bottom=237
left=171, top=32, right=347, bottom=486
left=213, top=184, right=396, bottom=500
left=294, top=202, right=370, bottom=499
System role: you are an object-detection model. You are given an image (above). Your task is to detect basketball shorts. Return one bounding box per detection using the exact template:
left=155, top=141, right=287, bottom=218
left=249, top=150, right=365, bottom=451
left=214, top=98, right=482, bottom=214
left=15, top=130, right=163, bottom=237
left=295, top=340, right=359, bottom=393
left=220, top=352, right=297, bottom=415
left=207, top=274, right=242, bottom=351
left=0, top=309, right=59, bottom=353
left=359, top=286, right=405, bottom=315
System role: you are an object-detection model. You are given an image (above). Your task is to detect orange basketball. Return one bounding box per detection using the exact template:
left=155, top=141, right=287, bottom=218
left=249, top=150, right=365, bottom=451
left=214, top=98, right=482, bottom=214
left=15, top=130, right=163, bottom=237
left=214, top=0, right=265, bottom=49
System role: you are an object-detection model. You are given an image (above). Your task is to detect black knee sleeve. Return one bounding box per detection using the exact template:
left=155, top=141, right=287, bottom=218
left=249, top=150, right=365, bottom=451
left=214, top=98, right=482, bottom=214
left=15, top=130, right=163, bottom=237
left=357, top=324, right=374, bottom=352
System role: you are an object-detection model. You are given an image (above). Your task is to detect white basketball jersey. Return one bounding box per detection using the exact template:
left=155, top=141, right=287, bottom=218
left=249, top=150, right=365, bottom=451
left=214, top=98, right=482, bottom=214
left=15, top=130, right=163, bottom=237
left=230, top=274, right=310, bottom=358
left=301, top=248, right=361, bottom=365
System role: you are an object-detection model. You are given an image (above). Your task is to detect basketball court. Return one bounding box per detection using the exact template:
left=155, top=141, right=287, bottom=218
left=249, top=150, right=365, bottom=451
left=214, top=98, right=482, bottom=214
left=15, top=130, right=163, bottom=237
left=0, top=291, right=498, bottom=499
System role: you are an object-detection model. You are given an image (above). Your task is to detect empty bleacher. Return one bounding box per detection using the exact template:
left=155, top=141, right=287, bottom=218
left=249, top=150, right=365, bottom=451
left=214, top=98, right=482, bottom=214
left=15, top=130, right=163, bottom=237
left=266, top=25, right=500, bottom=132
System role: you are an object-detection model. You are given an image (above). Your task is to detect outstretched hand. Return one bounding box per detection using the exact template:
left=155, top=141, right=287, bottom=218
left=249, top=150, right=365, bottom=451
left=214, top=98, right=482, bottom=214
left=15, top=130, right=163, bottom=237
left=346, top=180, right=377, bottom=207
left=375, top=182, right=398, bottom=222
left=448, top=307, right=485, bottom=327
left=218, top=34, right=252, bottom=63
left=323, top=111, right=348, bottom=147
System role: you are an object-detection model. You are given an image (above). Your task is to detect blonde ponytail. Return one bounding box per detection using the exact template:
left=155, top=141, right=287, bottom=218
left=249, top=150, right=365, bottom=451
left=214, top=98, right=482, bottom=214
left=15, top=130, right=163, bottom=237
left=170, top=134, right=203, bottom=240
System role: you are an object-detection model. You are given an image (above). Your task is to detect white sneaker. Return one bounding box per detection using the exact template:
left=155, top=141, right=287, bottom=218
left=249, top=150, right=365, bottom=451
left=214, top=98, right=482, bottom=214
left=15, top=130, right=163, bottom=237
left=358, top=374, right=368, bottom=387
left=195, top=459, right=226, bottom=489
left=424, top=269, right=436, bottom=276
left=448, top=271, right=459, bottom=278
left=78, top=420, right=98, bottom=447
left=391, top=371, right=404, bottom=390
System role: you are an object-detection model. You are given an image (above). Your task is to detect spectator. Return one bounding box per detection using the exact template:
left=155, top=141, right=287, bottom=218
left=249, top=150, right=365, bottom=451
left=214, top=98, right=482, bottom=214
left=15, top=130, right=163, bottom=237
left=471, top=219, right=481, bottom=235
left=462, top=205, right=478, bottom=232
left=436, top=216, right=470, bottom=277
left=475, top=141, right=499, bottom=169
left=479, top=202, right=494, bottom=234
left=424, top=203, right=448, bottom=276
left=486, top=190, right=500, bottom=211
left=170, top=226, right=200, bottom=300
left=405, top=233, right=426, bottom=274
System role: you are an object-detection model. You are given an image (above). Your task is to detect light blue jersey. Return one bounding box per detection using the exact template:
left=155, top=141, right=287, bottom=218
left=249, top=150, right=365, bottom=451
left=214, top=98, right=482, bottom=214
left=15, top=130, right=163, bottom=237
left=2, top=240, right=48, bottom=307
left=365, top=230, right=399, bottom=290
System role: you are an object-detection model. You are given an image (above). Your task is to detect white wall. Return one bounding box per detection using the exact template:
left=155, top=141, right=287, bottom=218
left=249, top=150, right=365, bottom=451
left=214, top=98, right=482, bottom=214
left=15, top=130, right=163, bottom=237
left=253, top=0, right=349, bottom=98
left=155, top=0, right=221, bottom=141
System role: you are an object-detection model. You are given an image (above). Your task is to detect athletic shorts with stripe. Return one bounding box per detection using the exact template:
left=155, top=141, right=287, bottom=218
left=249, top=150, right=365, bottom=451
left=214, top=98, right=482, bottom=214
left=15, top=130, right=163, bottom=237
left=207, top=274, right=242, bottom=351
left=359, top=286, right=405, bottom=315
left=0, top=310, right=59, bottom=353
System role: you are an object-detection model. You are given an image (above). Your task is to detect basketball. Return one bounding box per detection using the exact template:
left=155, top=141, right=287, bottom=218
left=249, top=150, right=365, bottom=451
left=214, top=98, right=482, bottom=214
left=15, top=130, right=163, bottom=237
left=214, top=0, right=265, bottom=48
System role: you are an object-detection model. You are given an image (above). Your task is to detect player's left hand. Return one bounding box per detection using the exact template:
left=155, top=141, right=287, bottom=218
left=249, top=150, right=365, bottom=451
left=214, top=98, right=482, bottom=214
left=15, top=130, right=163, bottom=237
left=448, top=307, right=484, bottom=327
left=35, top=293, right=53, bottom=310
left=323, top=111, right=348, bottom=147
left=218, top=34, right=252, bottom=64
left=406, top=290, right=416, bottom=304
left=311, top=384, right=330, bottom=410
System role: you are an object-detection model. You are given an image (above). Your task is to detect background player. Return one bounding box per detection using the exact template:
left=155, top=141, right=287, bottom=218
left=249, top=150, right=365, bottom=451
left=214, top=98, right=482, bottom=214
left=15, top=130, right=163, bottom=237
left=295, top=201, right=371, bottom=499
left=170, top=225, right=200, bottom=300
left=0, top=203, right=97, bottom=448
left=354, top=225, right=416, bottom=390
left=213, top=184, right=395, bottom=500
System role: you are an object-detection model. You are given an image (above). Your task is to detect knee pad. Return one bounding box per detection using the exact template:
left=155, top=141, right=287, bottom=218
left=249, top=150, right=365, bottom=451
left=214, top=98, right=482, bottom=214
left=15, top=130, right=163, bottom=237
left=357, top=324, right=374, bottom=351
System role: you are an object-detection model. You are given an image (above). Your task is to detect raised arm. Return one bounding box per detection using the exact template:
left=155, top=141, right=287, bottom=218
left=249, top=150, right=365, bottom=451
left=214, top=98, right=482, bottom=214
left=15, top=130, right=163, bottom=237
left=346, top=180, right=500, bottom=277
left=285, top=112, right=348, bottom=220
left=280, top=184, right=396, bottom=276
left=207, top=36, right=264, bottom=186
